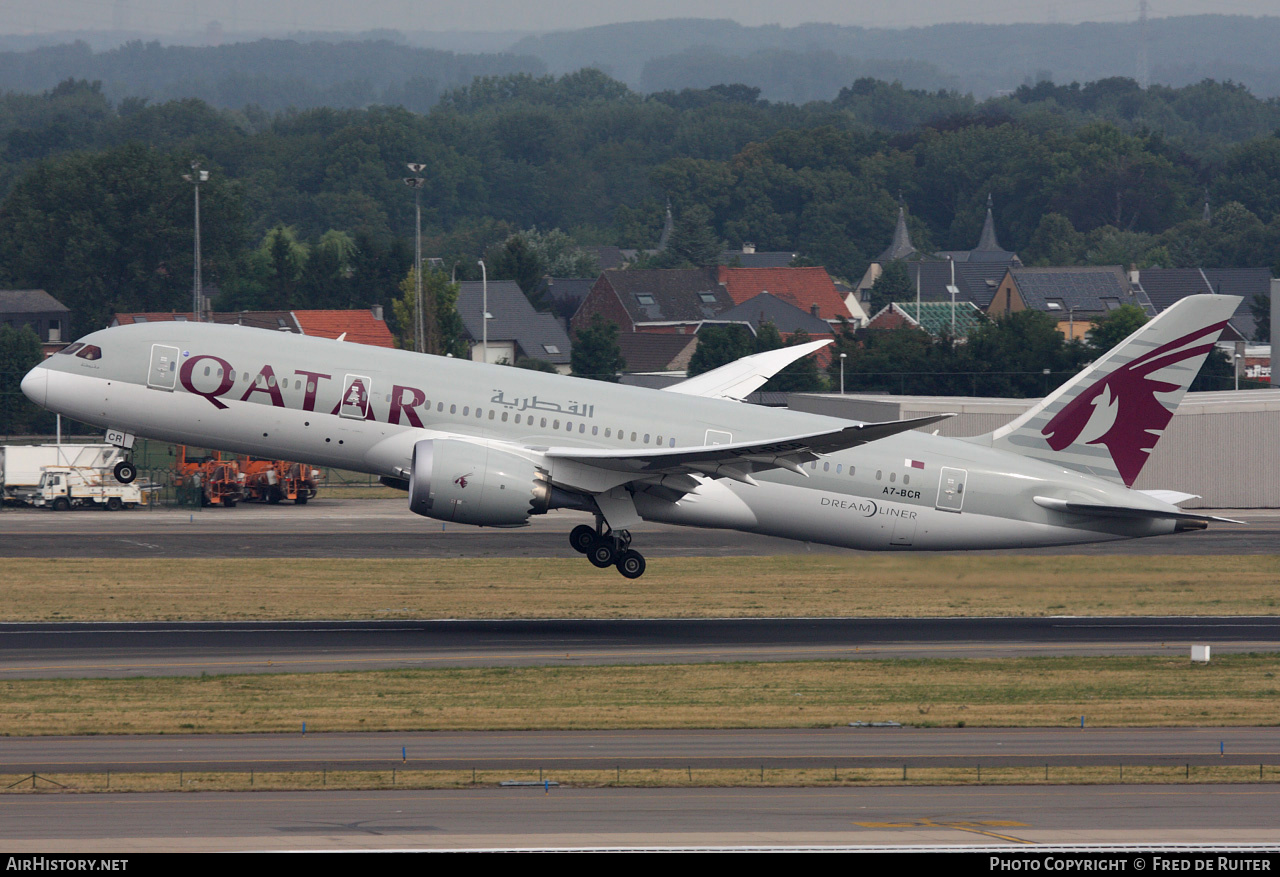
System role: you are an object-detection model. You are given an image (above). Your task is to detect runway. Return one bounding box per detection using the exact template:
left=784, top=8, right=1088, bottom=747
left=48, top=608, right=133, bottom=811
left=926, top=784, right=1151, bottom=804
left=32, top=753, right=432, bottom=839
left=3, top=785, right=1280, bottom=850
left=0, top=500, right=1277, bottom=557
left=4, top=616, right=1279, bottom=678
left=3, top=727, right=1277, bottom=773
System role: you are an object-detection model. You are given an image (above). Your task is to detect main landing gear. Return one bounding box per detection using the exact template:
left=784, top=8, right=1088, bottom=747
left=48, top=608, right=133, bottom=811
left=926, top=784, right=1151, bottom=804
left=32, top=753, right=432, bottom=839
left=569, top=522, right=646, bottom=579
left=112, top=460, right=137, bottom=484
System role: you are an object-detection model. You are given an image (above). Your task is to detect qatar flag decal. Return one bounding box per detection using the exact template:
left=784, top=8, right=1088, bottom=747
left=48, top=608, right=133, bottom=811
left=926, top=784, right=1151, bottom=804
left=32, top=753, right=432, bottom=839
left=905, top=458, right=925, bottom=469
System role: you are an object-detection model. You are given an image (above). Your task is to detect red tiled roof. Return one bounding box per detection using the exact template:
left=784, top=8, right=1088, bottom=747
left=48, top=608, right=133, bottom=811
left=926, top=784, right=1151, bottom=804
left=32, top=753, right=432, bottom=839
left=716, top=267, right=851, bottom=321
left=292, top=310, right=395, bottom=348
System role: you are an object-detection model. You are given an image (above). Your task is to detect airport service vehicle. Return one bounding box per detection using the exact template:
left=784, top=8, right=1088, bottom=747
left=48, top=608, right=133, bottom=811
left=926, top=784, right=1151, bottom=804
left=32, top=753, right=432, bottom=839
left=34, top=466, right=146, bottom=511
left=20, top=295, right=1240, bottom=578
left=174, top=446, right=243, bottom=507
left=0, top=443, right=122, bottom=502
left=239, top=457, right=319, bottom=504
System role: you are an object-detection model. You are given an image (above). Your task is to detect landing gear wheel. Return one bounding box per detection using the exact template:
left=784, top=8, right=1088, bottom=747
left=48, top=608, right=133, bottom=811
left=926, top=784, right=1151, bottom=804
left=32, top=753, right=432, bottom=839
left=113, top=461, right=137, bottom=484
left=105, top=497, right=123, bottom=511
left=588, top=537, right=618, bottom=568
left=569, top=525, right=597, bottom=554
left=616, top=549, right=646, bottom=579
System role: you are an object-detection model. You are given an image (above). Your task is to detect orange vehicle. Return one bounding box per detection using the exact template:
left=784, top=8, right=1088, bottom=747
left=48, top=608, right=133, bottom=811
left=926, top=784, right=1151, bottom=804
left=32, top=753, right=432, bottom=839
left=174, top=446, right=244, bottom=507
left=239, top=457, right=319, bottom=504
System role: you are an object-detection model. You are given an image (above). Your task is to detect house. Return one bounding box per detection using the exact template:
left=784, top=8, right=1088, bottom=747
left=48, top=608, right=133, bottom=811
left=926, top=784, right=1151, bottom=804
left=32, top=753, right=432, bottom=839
left=616, top=332, right=699, bottom=375
left=1135, top=268, right=1271, bottom=342
left=718, top=243, right=798, bottom=268
left=456, top=280, right=572, bottom=371
left=987, top=266, right=1152, bottom=340
left=111, top=308, right=395, bottom=348
left=543, top=277, right=596, bottom=326
left=0, top=289, right=71, bottom=356
left=716, top=266, right=853, bottom=325
left=855, top=198, right=1021, bottom=307
left=866, top=300, right=986, bottom=338
left=571, top=268, right=731, bottom=336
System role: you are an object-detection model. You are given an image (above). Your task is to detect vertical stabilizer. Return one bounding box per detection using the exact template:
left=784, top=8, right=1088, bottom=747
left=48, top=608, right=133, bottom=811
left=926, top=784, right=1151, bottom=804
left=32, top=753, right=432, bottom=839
left=984, top=295, right=1239, bottom=486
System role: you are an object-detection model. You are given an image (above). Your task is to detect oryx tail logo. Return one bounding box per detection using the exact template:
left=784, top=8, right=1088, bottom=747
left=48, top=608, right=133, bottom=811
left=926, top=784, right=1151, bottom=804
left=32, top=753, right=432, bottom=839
left=454, top=473, right=473, bottom=489
left=1041, top=321, right=1225, bottom=486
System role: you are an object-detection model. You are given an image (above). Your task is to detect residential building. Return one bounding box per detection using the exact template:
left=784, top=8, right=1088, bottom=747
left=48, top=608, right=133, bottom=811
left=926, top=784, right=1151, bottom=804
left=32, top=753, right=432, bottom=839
left=866, top=300, right=986, bottom=338
left=1, top=289, right=71, bottom=356
left=571, top=268, right=731, bottom=336
left=111, top=308, right=395, bottom=348
left=1135, top=268, right=1271, bottom=342
left=456, top=280, right=572, bottom=371
left=987, top=266, right=1152, bottom=340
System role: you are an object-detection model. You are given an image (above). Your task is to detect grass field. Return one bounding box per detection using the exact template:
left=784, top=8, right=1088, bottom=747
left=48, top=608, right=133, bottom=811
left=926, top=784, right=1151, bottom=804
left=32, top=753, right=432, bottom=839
left=3, top=655, right=1278, bottom=736
left=3, top=555, right=1278, bottom=621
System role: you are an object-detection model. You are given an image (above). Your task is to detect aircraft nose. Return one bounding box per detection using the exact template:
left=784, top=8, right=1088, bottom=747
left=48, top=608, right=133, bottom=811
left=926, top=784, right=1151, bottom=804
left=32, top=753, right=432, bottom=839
left=20, top=363, right=47, bottom=407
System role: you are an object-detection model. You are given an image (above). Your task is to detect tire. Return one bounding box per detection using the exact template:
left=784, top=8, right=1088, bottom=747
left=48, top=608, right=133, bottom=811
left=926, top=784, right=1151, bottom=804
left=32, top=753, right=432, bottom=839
left=616, top=550, right=646, bottom=579
left=113, top=461, right=137, bottom=484
left=268, top=488, right=283, bottom=504
left=588, top=538, right=617, bottom=569
left=223, top=497, right=236, bottom=508
left=569, top=525, right=596, bottom=554
left=295, top=493, right=308, bottom=505
left=52, top=497, right=70, bottom=512
left=123, top=502, right=137, bottom=510
left=106, top=497, right=123, bottom=511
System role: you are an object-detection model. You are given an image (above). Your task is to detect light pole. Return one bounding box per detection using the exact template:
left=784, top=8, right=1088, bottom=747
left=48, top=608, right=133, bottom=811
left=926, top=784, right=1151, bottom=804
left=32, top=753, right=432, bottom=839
left=945, top=256, right=959, bottom=341
left=181, top=162, right=209, bottom=322
left=839, top=352, right=847, bottom=395
left=1235, top=353, right=1243, bottom=391
left=477, top=259, right=488, bottom=363
left=404, top=165, right=426, bottom=353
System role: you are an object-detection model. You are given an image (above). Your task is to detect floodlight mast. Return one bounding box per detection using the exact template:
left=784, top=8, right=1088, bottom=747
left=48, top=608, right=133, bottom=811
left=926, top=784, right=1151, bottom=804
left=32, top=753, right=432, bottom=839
left=404, top=166, right=426, bottom=353
left=181, top=162, right=209, bottom=322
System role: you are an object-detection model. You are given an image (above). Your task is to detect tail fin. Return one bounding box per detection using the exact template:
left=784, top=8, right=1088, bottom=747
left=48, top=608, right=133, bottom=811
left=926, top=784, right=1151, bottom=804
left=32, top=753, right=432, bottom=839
left=984, top=294, right=1239, bottom=486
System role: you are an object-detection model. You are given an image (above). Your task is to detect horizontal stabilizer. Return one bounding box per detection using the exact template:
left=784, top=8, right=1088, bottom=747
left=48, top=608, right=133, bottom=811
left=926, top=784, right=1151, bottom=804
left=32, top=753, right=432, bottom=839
left=1033, top=495, right=1242, bottom=524
left=663, top=339, right=831, bottom=401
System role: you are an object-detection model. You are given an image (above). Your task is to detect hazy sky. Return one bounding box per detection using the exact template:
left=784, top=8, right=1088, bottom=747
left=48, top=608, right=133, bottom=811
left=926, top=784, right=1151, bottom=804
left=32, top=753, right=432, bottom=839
left=4, top=0, right=1277, bottom=36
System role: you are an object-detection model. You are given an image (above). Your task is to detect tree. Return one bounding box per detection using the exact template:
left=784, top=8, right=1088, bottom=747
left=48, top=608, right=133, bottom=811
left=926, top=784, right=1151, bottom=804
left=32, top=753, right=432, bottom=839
left=866, top=260, right=913, bottom=316
left=1088, top=304, right=1148, bottom=354
left=655, top=205, right=723, bottom=268
left=389, top=266, right=467, bottom=357
left=1250, top=293, right=1270, bottom=343
left=687, top=324, right=755, bottom=376
left=571, top=315, right=625, bottom=382
left=1025, top=213, right=1084, bottom=265
left=0, top=325, right=47, bottom=436
left=765, top=329, right=824, bottom=393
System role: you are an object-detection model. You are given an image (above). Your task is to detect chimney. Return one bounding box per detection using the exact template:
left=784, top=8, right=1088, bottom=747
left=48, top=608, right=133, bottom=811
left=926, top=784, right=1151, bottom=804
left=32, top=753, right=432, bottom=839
left=742, top=242, right=755, bottom=255
left=371, top=305, right=384, bottom=321
left=810, top=304, right=821, bottom=319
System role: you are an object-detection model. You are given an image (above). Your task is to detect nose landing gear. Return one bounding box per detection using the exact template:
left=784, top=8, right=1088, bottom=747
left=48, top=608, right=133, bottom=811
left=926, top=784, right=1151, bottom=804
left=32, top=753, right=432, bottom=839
left=569, top=522, right=647, bottom=579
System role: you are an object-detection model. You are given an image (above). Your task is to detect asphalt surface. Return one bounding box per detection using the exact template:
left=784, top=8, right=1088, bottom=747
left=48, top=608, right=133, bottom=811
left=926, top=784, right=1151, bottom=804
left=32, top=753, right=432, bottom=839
left=3, top=727, right=1277, bottom=773
left=1, top=499, right=1277, bottom=557
left=3, top=616, right=1279, bottom=678
left=3, top=785, right=1280, bottom=850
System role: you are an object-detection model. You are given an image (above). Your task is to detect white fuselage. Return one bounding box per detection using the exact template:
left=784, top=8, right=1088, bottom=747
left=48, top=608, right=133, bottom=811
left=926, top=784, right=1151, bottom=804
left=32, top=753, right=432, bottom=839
left=23, top=322, right=1191, bottom=551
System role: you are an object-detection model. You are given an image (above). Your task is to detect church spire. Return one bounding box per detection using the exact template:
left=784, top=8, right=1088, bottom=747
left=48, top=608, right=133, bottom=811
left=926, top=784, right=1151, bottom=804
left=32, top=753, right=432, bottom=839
left=975, top=193, right=1002, bottom=251
left=877, top=204, right=918, bottom=262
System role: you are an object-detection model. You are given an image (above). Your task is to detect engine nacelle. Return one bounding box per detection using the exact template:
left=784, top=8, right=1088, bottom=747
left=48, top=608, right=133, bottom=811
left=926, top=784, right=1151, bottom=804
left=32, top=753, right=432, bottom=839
left=408, top=438, right=552, bottom=527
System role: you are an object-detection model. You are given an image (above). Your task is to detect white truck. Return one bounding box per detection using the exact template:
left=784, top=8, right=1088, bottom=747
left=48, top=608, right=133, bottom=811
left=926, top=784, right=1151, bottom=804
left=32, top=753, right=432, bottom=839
left=33, top=466, right=146, bottom=511
left=1, top=444, right=122, bottom=503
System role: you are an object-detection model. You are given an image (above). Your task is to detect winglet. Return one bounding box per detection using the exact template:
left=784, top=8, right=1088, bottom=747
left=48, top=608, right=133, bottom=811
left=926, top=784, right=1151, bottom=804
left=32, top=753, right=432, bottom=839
left=663, top=339, right=832, bottom=401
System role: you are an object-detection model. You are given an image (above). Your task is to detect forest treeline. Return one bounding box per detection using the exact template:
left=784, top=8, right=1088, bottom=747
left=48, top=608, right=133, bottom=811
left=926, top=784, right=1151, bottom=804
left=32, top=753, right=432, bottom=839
left=1, top=69, right=1279, bottom=341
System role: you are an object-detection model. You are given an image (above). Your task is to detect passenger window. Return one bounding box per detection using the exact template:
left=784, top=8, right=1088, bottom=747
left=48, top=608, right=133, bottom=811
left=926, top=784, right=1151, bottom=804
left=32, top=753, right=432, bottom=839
left=515, top=414, right=522, bottom=424
left=501, top=412, right=508, bottom=422
left=307, top=381, right=315, bottom=393
left=463, top=407, right=469, bottom=416
left=553, top=420, right=560, bottom=429
left=268, top=376, right=277, bottom=388
left=644, top=434, right=650, bottom=444
left=489, top=410, right=495, bottom=420
left=836, top=464, right=842, bottom=473
left=876, top=470, right=882, bottom=480
left=849, top=467, right=856, bottom=477
left=630, top=432, right=636, bottom=442
left=890, top=472, right=896, bottom=483
left=903, top=474, right=910, bottom=485
left=203, top=366, right=211, bottom=377
left=605, top=428, right=611, bottom=437
left=669, top=438, right=675, bottom=447
left=592, top=426, right=598, bottom=435
left=450, top=404, right=456, bottom=414
left=476, top=408, right=482, bottom=418
left=823, top=462, right=830, bottom=472
left=540, top=418, right=547, bottom=428
left=437, top=402, right=443, bottom=412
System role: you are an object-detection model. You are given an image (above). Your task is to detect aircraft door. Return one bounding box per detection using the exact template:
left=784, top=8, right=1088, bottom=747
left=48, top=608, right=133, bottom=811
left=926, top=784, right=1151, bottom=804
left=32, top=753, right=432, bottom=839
left=340, top=374, right=373, bottom=420
left=147, top=345, right=180, bottom=391
left=705, top=430, right=732, bottom=446
left=935, top=467, right=967, bottom=512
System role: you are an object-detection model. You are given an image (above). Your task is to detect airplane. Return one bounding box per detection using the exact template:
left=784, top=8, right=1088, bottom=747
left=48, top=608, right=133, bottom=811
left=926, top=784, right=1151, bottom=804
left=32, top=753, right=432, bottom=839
left=21, top=294, right=1240, bottom=578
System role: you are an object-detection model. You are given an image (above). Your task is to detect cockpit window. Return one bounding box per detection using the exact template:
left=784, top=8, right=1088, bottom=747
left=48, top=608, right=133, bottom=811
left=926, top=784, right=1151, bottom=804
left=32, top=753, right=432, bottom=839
left=58, top=343, right=85, bottom=356
left=75, top=345, right=103, bottom=361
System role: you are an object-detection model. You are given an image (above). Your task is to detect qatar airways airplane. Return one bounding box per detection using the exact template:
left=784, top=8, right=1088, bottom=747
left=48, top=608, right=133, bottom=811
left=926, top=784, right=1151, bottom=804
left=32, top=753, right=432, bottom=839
left=21, top=294, right=1239, bottom=578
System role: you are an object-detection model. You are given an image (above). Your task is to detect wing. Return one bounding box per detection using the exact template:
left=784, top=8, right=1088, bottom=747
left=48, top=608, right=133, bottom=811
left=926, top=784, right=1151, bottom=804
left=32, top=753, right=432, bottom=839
left=543, top=413, right=954, bottom=489
left=662, top=340, right=831, bottom=401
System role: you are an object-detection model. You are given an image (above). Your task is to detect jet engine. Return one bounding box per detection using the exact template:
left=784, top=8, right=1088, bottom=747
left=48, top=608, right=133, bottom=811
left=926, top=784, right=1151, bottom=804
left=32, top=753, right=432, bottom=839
left=408, top=438, right=556, bottom=527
